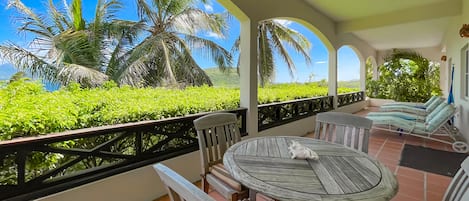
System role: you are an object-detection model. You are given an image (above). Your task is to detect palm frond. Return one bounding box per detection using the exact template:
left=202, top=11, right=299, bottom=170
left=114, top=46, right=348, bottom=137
left=182, top=34, right=232, bottom=71
left=268, top=20, right=312, bottom=65
left=8, top=0, right=55, bottom=38
left=0, top=42, right=59, bottom=82
left=136, top=0, right=159, bottom=25
left=53, top=30, right=99, bottom=68
left=71, top=0, right=85, bottom=31
left=58, top=63, right=108, bottom=87
left=116, top=56, right=149, bottom=86
left=170, top=8, right=226, bottom=36
left=48, top=0, right=69, bottom=32
left=267, top=24, right=296, bottom=78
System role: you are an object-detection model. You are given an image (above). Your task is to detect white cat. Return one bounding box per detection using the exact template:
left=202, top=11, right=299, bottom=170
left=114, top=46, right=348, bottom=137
left=288, top=140, right=319, bottom=160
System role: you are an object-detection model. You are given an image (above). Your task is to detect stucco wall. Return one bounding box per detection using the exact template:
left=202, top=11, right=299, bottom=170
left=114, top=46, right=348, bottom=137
left=440, top=0, right=469, bottom=140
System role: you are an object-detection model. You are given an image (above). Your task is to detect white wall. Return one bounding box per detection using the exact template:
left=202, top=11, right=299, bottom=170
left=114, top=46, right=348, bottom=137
left=440, top=0, right=469, bottom=140
left=37, top=151, right=201, bottom=201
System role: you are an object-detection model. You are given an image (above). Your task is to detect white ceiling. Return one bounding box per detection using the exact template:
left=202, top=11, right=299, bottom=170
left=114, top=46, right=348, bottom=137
left=303, top=0, right=460, bottom=50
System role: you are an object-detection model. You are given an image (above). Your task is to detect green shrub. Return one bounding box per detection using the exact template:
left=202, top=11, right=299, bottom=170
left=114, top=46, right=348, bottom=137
left=0, top=80, right=359, bottom=140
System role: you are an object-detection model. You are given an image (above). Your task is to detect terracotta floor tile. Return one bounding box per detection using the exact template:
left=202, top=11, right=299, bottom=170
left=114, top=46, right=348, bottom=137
left=397, top=174, right=424, bottom=188
left=427, top=182, right=448, bottom=195
left=391, top=193, right=423, bottom=201
left=377, top=151, right=401, bottom=159
left=426, top=172, right=452, bottom=188
left=397, top=166, right=425, bottom=179
left=397, top=184, right=425, bottom=200
left=426, top=191, right=445, bottom=201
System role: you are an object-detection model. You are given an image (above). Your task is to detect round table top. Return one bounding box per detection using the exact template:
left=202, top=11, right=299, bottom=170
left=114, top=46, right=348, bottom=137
left=223, top=136, right=398, bottom=201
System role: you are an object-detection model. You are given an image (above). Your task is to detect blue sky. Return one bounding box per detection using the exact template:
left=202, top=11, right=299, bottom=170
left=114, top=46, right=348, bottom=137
left=0, top=0, right=360, bottom=82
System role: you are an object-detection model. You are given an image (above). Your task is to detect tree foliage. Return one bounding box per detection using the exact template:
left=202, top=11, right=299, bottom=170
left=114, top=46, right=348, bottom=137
left=233, top=20, right=312, bottom=87
left=0, top=0, right=145, bottom=88
left=366, top=50, right=441, bottom=102
left=0, top=79, right=356, bottom=140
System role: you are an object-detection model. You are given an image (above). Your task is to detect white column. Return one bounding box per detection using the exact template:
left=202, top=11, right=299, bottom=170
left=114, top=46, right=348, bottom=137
left=239, top=20, right=259, bottom=137
left=372, top=64, right=379, bottom=80
left=360, top=59, right=366, bottom=91
left=328, top=50, right=338, bottom=109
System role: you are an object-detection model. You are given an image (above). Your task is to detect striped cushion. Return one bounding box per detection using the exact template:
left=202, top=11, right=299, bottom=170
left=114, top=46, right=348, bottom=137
left=425, top=104, right=455, bottom=132
left=425, top=98, right=443, bottom=112
left=425, top=102, right=447, bottom=122
left=423, top=96, right=439, bottom=107
left=209, top=163, right=242, bottom=191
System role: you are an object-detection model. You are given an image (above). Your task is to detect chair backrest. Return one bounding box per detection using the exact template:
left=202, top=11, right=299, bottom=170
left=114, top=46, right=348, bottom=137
left=193, top=113, right=241, bottom=175
left=426, top=97, right=444, bottom=112
left=443, top=156, right=469, bottom=201
left=425, top=104, right=456, bottom=132
left=423, top=96, right=439, bottom=107
left=154, top=163, right=216, bottom=201
left=314, top=112, right=373, bottom=153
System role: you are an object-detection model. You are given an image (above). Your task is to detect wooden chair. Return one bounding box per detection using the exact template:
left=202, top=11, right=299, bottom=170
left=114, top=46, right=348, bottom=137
left=314, top=112, right=373, bottom=153
left=193, top=113, right=248, bottom=201
left=153, top=163, right=216, bottom=201
left=443, top=156, right=469, bottom=201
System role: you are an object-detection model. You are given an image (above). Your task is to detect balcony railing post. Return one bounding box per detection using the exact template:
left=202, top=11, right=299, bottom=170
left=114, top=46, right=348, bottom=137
left=15, top=150, right=26, bottom=186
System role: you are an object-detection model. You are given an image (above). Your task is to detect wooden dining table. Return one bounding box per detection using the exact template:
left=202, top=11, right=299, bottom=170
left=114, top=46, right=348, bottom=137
left=223, top=136, right=398, bottom=201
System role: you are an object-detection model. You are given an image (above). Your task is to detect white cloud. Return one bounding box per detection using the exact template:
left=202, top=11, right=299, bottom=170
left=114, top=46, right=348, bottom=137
left=204, top=4, right=213, bottom=12
left=315, top=61, right=327, bottom=64
left=206, top=31, right=222, bottom=39
left=274, top=19, right=292, bottom=27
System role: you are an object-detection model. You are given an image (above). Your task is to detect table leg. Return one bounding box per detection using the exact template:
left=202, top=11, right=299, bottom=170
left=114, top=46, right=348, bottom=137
left=249, top=189, right=257, bottom=201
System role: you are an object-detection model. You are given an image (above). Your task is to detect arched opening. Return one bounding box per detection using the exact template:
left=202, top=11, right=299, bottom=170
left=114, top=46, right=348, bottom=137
left=370, top=50, right=441, bottom=102
left=337, top=46, right=361, bottom=93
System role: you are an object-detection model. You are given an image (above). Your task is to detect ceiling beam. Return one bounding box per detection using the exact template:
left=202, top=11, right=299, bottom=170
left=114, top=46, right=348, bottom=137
left=337, top=0, right=462, bottom=34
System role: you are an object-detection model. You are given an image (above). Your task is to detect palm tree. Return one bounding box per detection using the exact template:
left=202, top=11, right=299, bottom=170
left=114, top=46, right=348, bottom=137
left=0, top=0, right=144, bottom=87
left=233, top=20, right=312, bottom=87
left=131, top=0, right=232, bottom=87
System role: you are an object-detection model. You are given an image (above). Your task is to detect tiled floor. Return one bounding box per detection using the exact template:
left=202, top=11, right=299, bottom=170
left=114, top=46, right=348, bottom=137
left=155, top=107, right=459, bottom=201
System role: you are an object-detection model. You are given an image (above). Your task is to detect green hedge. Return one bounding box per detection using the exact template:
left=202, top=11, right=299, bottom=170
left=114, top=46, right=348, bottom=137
left=0, top=80, right=358, bottom=140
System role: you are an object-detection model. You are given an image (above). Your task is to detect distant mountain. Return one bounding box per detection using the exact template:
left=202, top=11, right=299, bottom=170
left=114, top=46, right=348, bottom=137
left=338, top=80, right=360, bottom=89
left=0, top=63, right=17, bottom=80
left=204, top=67, right=240, bottom=87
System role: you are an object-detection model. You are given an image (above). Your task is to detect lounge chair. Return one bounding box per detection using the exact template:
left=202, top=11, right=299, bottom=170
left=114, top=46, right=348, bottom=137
left=381, top=95, right=439, bottom=108
left=379, top=97, right=444, bottom=115
left=367, top=104, right=468, bottom=153
left=367, top=101, right=447, bottom=122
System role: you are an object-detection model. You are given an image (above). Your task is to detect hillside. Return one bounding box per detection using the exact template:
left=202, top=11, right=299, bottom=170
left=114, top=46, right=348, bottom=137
left=204, top=67, right=240, bottom=87
left=338, top=80, right=360, bottom=89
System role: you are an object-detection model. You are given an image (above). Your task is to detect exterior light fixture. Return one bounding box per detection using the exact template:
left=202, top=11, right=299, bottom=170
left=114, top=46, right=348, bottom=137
left=460, top=24, right=469, bottom=37
left=441, top=55, right=447, bottom=61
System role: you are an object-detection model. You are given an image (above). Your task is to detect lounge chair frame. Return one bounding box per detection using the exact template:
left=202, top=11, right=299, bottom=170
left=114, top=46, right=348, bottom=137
left=371, top=109, right=468, bottom=153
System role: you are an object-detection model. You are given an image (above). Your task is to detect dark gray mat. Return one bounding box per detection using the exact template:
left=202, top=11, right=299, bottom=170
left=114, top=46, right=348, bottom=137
left=399, top=144, right=467, bottom=177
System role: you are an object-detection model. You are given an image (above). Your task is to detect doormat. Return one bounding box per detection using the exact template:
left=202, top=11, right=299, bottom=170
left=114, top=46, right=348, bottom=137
left=399, top=144, right=467, bottom=177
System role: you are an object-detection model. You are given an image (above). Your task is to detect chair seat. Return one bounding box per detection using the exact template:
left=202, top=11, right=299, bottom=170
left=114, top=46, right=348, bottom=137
left=209, top=163, right=243, bottom=192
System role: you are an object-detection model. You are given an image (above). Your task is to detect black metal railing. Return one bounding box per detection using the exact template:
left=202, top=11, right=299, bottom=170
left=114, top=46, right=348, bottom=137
left=0, top=108, right=247, bottom=201
left=258, top=96, right=334, bottom=131
left=337, top=91, right=365, bottom=107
